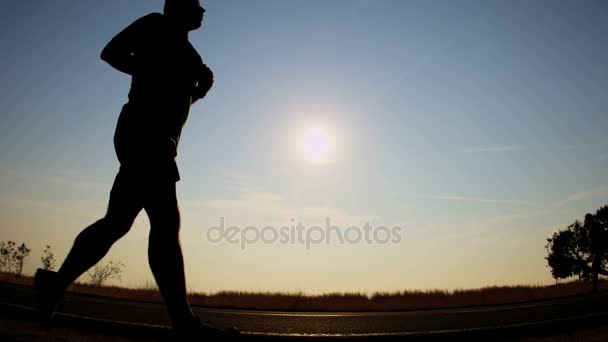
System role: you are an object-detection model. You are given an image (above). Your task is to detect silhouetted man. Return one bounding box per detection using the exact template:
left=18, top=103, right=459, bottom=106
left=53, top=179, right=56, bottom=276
left=34, top=0, right=238, bottom=336
left=585, top=213, right=607, bottom=293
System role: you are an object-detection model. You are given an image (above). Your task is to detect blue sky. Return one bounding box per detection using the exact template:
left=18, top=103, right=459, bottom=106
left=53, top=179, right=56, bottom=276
left=0, top=0, right=607, bottom=293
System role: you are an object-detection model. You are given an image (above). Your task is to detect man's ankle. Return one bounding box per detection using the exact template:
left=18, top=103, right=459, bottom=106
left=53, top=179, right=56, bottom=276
left=171, top=311, right=197, bottom=328
left=36, top=269, right=69, bottom=293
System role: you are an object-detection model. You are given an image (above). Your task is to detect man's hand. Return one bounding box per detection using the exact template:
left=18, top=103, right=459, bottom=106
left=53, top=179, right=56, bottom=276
left=192, top=64, right=214, bottom=104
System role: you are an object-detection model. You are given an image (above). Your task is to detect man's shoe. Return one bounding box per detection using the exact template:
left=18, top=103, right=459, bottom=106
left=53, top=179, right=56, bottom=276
left=34, top=268, right=65, bottom=323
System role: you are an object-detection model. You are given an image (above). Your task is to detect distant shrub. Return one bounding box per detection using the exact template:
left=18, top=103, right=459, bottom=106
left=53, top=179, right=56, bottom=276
left=86, top=261, right=125, bottom=287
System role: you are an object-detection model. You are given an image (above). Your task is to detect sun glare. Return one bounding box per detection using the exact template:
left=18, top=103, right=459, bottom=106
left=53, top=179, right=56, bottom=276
left=301, top=128, right=332, bottom=163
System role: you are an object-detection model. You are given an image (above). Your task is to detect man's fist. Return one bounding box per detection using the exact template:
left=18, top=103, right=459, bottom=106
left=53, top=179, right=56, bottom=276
left=193, top=64, right=214, bottom=103
left=201, top=63, right=214, bottom=82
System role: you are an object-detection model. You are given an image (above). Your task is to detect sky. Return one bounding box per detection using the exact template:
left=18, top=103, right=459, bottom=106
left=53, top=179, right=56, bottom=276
left=0, top=0, right=607, bottom=294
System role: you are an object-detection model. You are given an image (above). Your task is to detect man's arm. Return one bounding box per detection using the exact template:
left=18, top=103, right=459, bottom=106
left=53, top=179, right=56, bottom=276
left=100, top=14, right=160, bottom=75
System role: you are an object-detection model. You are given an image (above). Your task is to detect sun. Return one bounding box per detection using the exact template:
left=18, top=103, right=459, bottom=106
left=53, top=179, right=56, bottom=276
left=301, top=128, right=333, bottom=163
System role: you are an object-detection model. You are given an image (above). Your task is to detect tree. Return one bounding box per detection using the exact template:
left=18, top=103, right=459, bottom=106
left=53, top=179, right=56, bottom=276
left=86, top=261, right=125, bottom=287
left=41, top=245, right=56, bottom=271
left=546, top=206, right=608, bottom=282
left=0, top=241, right=31, bottom=276
left=545, top=223, right=588, bottom=282
left=595, top=205, right=608, bottom=240
left=0, top=241, right=16, bottom=273
left=12, top=243, right=31, bottom=277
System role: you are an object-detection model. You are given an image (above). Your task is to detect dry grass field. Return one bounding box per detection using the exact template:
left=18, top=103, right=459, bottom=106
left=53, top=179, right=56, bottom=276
left=2, top=271, right=605, bottom=312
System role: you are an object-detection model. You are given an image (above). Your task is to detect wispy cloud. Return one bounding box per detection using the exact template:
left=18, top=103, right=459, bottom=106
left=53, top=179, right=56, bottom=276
left=461, top=185, right=608, bottom=234
left=183, top=173, right=374, bottom=226
left=419, top=194, right=532, bottom=205
left=48, top=176, right=106, bottom=191
left=0, top=196, right=59, bottom=211
left=184, top=191, right=373, bottom=226
left=0, top=195, right=98, bottom=219
left=551, top=186, right=608, bottom=208
left=461, top=145, right=525, bottom=153
left=0, top=166, right=107, bottom=192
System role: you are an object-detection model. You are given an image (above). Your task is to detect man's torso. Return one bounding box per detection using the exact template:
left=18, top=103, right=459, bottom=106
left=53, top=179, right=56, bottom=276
left=114, top=13, right=203, bottom=169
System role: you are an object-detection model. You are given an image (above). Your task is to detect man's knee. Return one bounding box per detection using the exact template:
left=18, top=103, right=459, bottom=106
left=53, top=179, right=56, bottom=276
left=151, top=219, right=180, bottom=237
left=147, top=202, right=180, bottom=229
left=149, top=215, right=180, bottom=240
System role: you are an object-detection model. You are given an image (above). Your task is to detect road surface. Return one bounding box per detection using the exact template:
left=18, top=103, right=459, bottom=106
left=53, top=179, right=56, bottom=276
left=1, top=282, right=607, bottom=339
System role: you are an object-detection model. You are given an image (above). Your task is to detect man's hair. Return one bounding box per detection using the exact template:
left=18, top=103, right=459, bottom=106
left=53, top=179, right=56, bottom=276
left=164, top=0, right=190, bottom=15
left=585, top=213, right=595, bottom=224
left=164, top=0, right=177, bottom=15
left=164, top=0, right=203, bottom=17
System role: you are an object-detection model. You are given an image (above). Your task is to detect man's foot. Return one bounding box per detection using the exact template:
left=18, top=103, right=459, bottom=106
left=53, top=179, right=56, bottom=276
left=34, top=269, right=65, bottom=323
left=173, top=315, right=240, bottom=339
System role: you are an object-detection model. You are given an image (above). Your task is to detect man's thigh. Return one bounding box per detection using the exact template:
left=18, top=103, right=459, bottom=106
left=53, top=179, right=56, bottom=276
left=106, top=168, right=145, bottom=221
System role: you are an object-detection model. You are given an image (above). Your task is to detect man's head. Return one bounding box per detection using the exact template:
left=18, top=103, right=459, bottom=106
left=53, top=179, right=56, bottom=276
left=164, top=0, right=206, bottom=31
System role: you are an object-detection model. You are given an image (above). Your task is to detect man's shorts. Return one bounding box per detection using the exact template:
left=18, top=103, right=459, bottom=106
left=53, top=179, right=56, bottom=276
left=113, top=103, right=181, bottom=183
left=116, top=158, right=181, bottom=183
left=108, top=163, right=179, bottom=213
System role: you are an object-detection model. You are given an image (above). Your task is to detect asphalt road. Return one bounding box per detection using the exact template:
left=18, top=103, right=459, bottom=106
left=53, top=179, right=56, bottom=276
left=1, top=282, right=607, bottom=339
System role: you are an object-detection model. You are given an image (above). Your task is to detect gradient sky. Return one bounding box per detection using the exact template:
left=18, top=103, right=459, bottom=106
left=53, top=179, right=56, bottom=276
left=1, top=0, right=607, bottom=294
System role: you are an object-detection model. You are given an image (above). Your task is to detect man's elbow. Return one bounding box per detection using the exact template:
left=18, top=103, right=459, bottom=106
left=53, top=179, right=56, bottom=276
left=100, top=48, right=111, bottom=64
left=100, top=44, right=121, bottom=64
